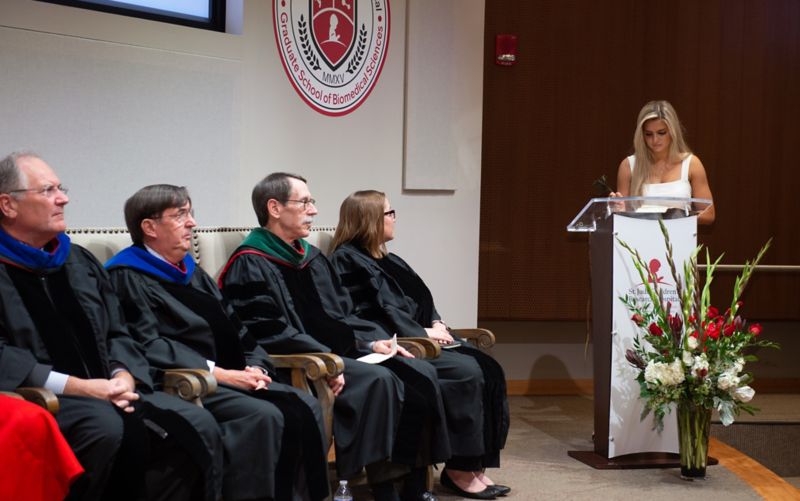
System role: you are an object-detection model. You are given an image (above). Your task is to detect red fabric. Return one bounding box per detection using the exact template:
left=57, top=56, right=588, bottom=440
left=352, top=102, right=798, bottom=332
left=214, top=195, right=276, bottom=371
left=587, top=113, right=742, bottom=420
left=0, top=395, right=84, bottom=501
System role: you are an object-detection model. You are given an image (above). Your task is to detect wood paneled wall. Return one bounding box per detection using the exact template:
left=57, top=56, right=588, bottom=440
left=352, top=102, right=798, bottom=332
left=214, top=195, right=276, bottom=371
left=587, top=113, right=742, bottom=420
left=479, top=0, right=800, bottom=320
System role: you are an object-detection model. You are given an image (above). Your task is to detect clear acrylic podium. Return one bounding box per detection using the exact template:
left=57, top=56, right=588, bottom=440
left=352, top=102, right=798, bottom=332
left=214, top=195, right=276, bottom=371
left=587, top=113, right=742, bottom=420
left=566, top=197, right=713, bottom=468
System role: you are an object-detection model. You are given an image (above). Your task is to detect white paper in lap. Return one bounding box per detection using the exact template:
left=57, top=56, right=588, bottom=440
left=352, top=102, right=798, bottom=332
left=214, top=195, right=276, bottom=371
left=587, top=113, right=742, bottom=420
left=608, top=215, right=696, bottom=457
left=357, top=335, right=397, bottom=364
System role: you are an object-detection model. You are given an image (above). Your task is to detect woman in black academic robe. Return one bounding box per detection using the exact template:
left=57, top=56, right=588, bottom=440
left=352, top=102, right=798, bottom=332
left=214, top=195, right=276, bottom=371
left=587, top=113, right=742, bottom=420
left=330, top=190, right=511, bottom=499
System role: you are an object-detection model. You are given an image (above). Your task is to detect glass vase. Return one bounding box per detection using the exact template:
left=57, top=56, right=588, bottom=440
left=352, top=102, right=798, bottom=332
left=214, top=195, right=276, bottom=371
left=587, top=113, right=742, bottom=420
left=677, top=400, right=711, bottom=480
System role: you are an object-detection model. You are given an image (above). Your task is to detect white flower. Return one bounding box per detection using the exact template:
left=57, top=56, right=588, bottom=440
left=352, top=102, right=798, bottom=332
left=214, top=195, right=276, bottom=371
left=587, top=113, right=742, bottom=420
left=733, top=357, right=745, bottom=374
left=644, top=360, right=660, bottom=385
left=733, top=385, right=755, bottom=403
left=691, top=354, right=709, bottom=378
left=717, top=372, right=740, bottom=391
left=667, top=359, right=686, bottom=385
left=645, top=359, right=685, bottom=387
left=687, top=336, right=699, bottom=350
left=682, top=350, right=694, bottom=366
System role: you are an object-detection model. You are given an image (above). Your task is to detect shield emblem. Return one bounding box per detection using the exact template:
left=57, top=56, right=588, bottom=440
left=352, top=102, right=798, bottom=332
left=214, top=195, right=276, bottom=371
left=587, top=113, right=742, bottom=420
left=310, top=0, right=357, bottom=71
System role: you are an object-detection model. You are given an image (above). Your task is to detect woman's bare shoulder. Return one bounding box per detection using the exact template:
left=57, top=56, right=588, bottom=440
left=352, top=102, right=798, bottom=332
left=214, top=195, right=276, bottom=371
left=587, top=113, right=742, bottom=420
left=688, top=154, right=707, bottom=174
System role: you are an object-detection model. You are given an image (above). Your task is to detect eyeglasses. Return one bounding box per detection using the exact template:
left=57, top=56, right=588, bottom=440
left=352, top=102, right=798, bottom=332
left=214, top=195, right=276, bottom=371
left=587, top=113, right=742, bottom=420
left=8, top=184, right=69, bottom=198
left=283, top=198, right=316, bottom=210
left=384, top=209, right=396, bottom=220
left=151, top=207, right=195, bottom=224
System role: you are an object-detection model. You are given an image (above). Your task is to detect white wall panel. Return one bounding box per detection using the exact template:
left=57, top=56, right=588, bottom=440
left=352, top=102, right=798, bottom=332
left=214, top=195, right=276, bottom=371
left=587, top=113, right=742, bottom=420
left=0, top=0, right=485, bottom=327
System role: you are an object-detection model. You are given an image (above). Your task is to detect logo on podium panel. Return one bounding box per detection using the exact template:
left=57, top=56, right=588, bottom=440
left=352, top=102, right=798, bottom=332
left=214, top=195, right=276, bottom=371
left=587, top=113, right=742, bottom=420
left=647, top=259, right=669, bottom=285
left=273, top=0, right=390, bottom=116
left=625, top=257, right=677, bottom=303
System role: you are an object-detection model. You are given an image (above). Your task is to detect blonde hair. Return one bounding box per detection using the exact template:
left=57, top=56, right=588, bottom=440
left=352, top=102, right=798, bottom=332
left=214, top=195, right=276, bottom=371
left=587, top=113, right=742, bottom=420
left=330, top=190, right=388, bottom=258
left=630, top=100, right=692, bottom=196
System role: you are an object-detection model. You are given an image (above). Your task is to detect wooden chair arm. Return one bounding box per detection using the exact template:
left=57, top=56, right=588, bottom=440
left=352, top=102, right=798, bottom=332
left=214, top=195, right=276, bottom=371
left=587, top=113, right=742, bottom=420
left=15, top=387, right=60, bottom=414
left=303, top=352, right=346, bottom=378
left=271, top=353, right=344, bottom=381
left=171, top=368, right=218, bottom=395
left=163, top=369, right=217, bottom=407
left=401, top=337, right=441, bottom=358
left=397, top=340, right=425, bottom=359
left=451, top=328, right=496, bottom=349
left=271, top=352, right=344, bottom=448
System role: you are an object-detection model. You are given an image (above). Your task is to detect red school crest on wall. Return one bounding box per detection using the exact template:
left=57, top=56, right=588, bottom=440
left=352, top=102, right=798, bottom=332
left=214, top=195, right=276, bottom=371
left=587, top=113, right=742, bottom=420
left=273, top=0, right=390, bottom=116
left=311, top=0, right=356, bottom=70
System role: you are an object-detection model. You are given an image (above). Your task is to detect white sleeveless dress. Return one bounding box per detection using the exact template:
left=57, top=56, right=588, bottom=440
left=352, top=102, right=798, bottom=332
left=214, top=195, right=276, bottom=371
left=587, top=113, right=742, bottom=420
left=628, top=154, right=692, bottom=198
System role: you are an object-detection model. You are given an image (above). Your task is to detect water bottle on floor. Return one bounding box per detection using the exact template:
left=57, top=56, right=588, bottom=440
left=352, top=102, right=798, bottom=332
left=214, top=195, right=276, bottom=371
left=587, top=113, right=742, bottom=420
left=333, top=480, right=353, bottom=501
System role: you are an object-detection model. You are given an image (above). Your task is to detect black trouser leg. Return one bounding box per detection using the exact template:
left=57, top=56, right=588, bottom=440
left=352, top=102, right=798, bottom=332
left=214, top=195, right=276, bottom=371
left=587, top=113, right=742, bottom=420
left=400, top=467, right=429, bottom=499
left=446, top=455, right=483, bottom=471
left=262, top=391, right=328, bottom=501
left=144, top=431, right=202, bottom=501
left=59, top=397, right=146, bottom=501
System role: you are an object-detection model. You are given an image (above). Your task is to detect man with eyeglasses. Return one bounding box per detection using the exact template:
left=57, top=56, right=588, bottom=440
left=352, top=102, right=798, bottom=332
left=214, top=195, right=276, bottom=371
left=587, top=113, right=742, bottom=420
left=0, top=152, right=222, bottom=501
left=219, top=173, right=449, bottom=501
left=105, top=184, right=330, bottom=501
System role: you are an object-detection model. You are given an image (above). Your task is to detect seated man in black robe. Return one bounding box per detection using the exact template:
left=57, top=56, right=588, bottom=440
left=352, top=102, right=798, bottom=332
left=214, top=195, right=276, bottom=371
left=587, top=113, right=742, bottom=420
left=0, top=151, right=221, bottom=501
left=106, top=184, right=329, bottom=501
left=219, top=173, right=451, bottom=501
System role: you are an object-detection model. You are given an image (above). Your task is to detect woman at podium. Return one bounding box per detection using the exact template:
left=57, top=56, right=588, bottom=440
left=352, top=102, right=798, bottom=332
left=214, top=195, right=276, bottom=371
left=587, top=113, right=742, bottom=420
left=612, top=100, right=715, bottom=224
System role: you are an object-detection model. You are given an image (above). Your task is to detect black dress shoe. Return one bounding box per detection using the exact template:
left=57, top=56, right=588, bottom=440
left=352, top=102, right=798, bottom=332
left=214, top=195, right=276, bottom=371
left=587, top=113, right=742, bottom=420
left=400, top=490, right=438, bottom=501
left=440, top=470, right=496, bottom=500
left=486, top=484, right=511, bottom=496
left=372, top=481, right=401, bottom=501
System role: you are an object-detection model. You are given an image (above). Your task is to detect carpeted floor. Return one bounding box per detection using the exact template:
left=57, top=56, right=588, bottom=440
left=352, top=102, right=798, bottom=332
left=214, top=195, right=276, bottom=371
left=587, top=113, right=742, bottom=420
left=711, top=393, right=800, bottom=491
left=350, top=394, right=800, bottom=500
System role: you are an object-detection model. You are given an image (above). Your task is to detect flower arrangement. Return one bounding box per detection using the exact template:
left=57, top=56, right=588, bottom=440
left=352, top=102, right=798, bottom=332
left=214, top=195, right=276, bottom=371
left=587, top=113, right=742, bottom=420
left=618, top=221, right=779, bottom=433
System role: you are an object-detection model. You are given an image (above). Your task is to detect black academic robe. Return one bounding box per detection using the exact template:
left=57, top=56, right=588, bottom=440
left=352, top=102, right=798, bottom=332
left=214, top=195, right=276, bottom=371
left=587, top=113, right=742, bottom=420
left=220, top=244, right=419, bottom=478
left=107, top=263, right=329, bottom=501
left=330, top=245, right=440, bottom=338
left=331, top=243, right=510, bottom=467
left=0, top=244, right=220, bottom=501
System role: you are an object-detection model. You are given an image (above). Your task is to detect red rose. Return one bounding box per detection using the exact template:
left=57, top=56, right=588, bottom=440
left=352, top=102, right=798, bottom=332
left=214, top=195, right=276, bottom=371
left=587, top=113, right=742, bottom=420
left=631, top=314, right=645, bottom=326
left=706, top=322, right=720, bottom=340
left=707, top=306, right=720, bottom=319
left=648, top=323, right=664, bottom=337
left=749, top=323, right=763, bottom=336
left=688, top=313, right=697, bottom=324
left=723, top=324, right=735, bottom=337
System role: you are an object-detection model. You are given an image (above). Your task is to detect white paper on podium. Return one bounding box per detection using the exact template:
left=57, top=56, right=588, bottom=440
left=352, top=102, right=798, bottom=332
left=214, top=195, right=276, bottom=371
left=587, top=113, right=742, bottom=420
left=357, top=334, right=397, bottom=364
left=608, top=215, right=696, bottom=458
left=636, top=205, right=668, bottom=214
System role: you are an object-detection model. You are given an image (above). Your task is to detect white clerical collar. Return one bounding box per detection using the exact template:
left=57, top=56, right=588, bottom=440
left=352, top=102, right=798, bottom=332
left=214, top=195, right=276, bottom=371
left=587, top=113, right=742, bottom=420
left=144, top=244, right=173, bottom=265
